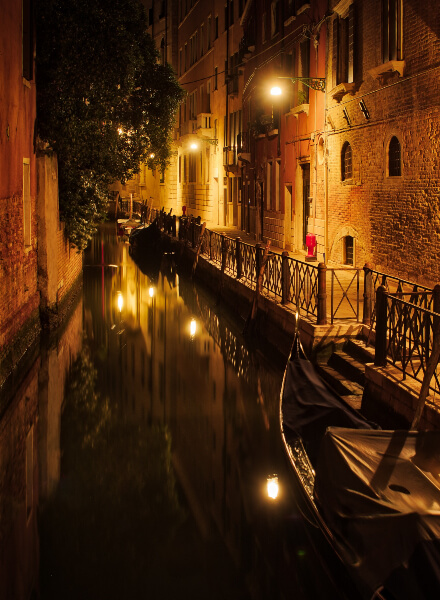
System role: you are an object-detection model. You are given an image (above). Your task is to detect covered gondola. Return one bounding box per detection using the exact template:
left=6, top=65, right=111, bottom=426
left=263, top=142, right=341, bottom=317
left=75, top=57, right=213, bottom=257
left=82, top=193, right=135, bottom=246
left=280, top=322, right=440, bottom=600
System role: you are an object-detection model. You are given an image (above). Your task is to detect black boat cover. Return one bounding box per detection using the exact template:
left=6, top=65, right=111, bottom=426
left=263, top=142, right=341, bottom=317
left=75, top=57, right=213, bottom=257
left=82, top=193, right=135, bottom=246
left=281, top=357, right=376, bottom=465
left=314, top=427, right=440, bottom=598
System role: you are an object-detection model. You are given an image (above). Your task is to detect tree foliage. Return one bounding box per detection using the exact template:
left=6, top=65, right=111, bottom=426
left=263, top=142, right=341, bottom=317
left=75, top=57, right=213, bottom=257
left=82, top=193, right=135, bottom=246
left=36, top=0, right=184, bottom=249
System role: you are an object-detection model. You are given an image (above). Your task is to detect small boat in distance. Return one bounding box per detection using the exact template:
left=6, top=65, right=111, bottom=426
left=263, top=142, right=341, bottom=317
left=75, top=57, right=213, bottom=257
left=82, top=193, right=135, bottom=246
left=280, top=319, right=440, bottom=600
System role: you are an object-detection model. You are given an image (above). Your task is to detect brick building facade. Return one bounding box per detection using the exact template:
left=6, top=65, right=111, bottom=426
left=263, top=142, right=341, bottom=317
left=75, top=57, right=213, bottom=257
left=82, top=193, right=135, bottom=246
left=1, top=0, right=83, bottom=385
left=325, top=0, right=440, bottom=285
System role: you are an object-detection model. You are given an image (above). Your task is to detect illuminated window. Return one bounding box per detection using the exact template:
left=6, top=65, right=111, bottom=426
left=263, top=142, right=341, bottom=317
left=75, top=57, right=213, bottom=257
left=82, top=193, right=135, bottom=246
left=341, top=142, right=352, bottom=181
left=388, top=136, right=401, bottom=176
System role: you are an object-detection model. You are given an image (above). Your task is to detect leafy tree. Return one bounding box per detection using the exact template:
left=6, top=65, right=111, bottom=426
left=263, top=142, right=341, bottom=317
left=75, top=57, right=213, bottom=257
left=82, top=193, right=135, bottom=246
left=36, top=0, right=184, bottom=249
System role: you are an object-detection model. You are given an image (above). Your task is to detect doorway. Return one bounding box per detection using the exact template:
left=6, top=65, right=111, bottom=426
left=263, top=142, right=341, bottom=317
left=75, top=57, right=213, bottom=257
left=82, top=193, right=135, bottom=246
left=301, top=164, right=310, bottom=249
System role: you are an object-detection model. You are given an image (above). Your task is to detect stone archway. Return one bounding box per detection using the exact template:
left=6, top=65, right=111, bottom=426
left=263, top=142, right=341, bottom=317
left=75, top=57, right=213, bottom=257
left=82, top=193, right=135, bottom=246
left=328, top=225, right=365, bottom=266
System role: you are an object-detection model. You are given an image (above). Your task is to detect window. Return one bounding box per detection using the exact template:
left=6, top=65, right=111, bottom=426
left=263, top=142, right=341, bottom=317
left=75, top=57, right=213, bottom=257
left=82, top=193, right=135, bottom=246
left=275, top=160, right=280, bottom=211
left=271, top=1, right=280, bottom=38
left=344, top=236, right=354, bottom=265
left=388, top=136, right=401, bottom=176
left=214, top=66, right=218, bottom=90
left=200, top=24, right=204, bottom=56
left=23, top=159, right=31, bottom=246
left=266, top=161, right=272, bottom=209
left=332, top=1, right=355, bottom=87
left=207, top=15, right=212, bottom=48
left=189, top=153, right=197, bottom=183
left=22, top=0, right=33, bottom=80
left=229, top=0, right=234, bottom=26
left=299, top=39, right=310, bottom=104
left=215, top=15, right=219, bottom=39
left=382, top=0, right=403, bottom=62
left=341, top=142, right=352, bottom=181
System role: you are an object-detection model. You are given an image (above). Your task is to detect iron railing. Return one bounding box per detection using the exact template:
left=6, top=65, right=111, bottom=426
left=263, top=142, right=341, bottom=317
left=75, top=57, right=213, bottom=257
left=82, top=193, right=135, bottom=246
left=375, top=285, right=440, bottom=395
left=140, top=211, right=440, bottom=390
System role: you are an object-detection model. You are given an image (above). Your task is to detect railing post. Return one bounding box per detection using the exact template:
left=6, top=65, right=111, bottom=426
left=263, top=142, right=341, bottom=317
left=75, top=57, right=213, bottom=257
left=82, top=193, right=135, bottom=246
left=236, top=237, right=242, bottom=279
left=281, top=251, right=289, bottom=305
left=209, top=231, right=213, bottom=260
left=363, top=262, right=374, bottom=325
left=221, top=234, right=227, bottom=274
left=172, top=215, right=177, bottom=238
left=375, top=285, right=388, bottom=367
left=317, top=262, right=327, bottom=325
left=255, top=243, right=261, bottom=287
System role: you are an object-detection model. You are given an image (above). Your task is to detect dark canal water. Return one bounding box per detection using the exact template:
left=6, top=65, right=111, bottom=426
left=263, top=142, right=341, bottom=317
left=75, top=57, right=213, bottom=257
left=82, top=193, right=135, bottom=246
left=0, top=224, right=346, bottom=600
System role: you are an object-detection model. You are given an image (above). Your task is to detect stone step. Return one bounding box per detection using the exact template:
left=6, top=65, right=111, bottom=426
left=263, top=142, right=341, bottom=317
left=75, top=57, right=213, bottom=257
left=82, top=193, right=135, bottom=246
left=328, top=350, right=367, bottom=387
left=344, top=338, right=375, bottom=364
left=316, top=363, right=364, bottom=397
left=341, top=394, right=363, bottom=411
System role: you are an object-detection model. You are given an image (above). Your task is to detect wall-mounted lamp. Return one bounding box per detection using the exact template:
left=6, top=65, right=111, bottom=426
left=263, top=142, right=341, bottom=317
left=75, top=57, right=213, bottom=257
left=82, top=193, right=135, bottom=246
left=277, top=76, right=326, bottom=92
left=343, top=108, right=351, bottom=126
left=359, top=100, right=370, bottom=119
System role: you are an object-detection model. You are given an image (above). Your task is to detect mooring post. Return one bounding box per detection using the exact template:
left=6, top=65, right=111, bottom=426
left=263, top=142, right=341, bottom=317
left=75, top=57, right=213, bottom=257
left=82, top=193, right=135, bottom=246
left=374, top=285, right=388, bottom=366
left=317, top=262, right=327, bottom=325
left=363, top=262, right=374, bottom=326
left=236, top=237, right=242, bottom=279
left=281, top=251, right=289, bottom=305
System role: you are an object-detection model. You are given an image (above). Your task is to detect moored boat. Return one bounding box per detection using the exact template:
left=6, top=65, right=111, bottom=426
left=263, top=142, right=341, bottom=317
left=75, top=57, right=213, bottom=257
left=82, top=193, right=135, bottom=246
left=280, top=321, right=440, bottom=600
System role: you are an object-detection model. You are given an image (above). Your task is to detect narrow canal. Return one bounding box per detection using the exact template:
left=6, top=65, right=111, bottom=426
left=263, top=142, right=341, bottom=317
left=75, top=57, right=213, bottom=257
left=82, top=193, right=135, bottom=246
left=1, top=224, right=346, bottom=600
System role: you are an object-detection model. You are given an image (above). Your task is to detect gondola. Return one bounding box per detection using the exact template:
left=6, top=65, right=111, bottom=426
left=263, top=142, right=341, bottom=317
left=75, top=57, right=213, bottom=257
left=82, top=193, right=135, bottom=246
left=280, top=320, right=440, bottom=600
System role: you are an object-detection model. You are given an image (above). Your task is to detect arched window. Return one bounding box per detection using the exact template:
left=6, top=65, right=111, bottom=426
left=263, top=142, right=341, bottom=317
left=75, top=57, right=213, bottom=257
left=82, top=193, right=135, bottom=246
left=341, top=142, right=352, bottom=181
left=388, top=136, right=401, bottom=176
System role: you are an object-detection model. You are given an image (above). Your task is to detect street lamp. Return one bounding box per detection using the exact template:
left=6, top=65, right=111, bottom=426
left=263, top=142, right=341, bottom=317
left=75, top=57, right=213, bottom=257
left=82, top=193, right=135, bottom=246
left=275, top=76, right=326, bottom=92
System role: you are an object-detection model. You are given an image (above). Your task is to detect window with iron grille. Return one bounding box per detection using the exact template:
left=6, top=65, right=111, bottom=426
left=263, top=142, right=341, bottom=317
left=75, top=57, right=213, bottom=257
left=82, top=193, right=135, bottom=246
left=341, top=142, right=352, bottom=180
left=388, top=136, right=401, bottom=176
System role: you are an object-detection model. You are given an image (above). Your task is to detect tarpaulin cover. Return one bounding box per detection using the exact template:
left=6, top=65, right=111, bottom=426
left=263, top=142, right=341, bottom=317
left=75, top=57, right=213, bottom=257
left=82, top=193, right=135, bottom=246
left=281, top=357, right=376, bottom=465
left=314, top=427, right=440, bottom=598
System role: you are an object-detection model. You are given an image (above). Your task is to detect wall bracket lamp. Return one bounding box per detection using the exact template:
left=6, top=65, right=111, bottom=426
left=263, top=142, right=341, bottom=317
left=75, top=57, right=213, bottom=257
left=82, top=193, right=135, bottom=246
left=277, top=76, right=326, bottom=92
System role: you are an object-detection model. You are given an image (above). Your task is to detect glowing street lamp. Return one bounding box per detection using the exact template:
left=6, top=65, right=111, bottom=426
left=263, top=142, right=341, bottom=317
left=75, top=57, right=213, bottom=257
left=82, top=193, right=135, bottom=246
left=270, top=85, right=282, bottom=96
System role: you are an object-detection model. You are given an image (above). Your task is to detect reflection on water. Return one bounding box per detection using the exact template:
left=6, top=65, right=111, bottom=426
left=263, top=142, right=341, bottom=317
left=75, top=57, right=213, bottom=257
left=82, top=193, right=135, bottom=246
left=0, top=224, right=344, bottom=600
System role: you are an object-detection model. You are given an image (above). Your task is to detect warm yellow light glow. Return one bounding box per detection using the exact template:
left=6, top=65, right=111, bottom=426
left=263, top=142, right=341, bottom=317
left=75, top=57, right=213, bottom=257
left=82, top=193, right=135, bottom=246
left=270, top=86, right=282, bottom=96
left=118, top=127, right=124, bottom=135
left=190, top=142, right=198, bottom=150
left=149, top=153, right=155, bottom=159
left=117, top=292, right=123, bottom=312
left=149, top=286, right=155, bottom=298
left=267, top=475, right=279, bottom=500
left=190, top=318, right=197, bottom=338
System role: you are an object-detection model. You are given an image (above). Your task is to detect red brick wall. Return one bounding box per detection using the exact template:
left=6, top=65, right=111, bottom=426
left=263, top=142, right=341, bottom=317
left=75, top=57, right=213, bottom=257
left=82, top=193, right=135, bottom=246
left=56, top=225, right=83, bottom=305
left=0, top=0, right=39, bottom=352
left=326, top=0, right=440, bottom=285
